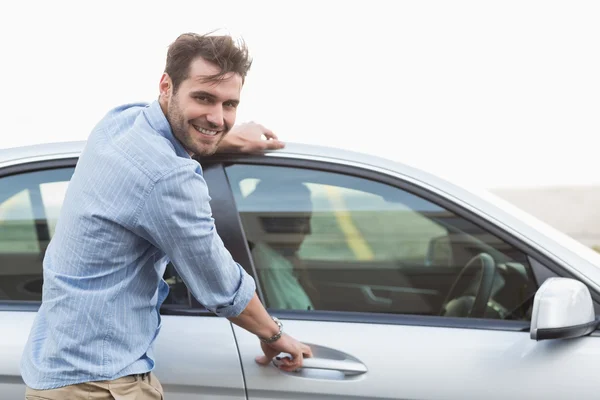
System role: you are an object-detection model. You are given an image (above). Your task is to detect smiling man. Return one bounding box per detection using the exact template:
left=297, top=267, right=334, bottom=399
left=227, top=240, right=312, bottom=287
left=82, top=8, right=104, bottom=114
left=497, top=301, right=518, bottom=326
left=160, top=47, right=241, bottom=157
left=20, top=32, right=312, bottom=399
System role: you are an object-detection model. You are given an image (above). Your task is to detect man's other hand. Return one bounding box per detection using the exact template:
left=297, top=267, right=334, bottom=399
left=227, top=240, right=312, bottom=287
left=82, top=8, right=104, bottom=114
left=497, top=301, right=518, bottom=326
left=217, top=122, right=285, bottom=154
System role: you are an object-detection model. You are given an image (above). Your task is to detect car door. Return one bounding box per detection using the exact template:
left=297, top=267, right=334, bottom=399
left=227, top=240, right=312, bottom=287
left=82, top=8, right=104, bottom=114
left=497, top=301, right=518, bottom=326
left=218, top=157, right=600, bottom=400
left=0, top=158, right=246, bottom=399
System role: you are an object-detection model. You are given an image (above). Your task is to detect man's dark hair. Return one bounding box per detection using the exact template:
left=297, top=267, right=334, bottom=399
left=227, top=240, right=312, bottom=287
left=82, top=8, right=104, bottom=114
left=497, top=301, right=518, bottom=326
left=165, top=32, right=252, bottom=93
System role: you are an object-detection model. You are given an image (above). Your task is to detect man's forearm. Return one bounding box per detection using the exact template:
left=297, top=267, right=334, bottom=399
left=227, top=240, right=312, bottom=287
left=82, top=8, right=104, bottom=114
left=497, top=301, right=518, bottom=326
left=228, top=293, right=280, bottom=339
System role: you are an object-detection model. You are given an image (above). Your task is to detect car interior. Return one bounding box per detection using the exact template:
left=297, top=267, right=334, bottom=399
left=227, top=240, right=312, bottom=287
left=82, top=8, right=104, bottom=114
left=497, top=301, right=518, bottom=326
left=227, top=165, right=539, bottom=321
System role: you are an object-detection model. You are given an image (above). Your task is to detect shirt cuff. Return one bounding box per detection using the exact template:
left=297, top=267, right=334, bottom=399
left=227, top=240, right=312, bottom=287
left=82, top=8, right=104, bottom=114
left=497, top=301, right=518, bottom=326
left=212, top=264, right=256, bottom=317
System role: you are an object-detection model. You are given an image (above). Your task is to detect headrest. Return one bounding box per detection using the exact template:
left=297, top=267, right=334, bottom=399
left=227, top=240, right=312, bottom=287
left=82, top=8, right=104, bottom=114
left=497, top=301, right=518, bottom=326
left=240, top=180, right=313, bottom=213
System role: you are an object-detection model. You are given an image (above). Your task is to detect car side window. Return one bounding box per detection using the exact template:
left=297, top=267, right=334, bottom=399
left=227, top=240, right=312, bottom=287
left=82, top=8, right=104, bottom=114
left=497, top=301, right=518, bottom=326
left=0, top=166, right=189, bottom=306
left=226, top=164, right=538, bottom=321
left=0, top=168, right=73, bottom=301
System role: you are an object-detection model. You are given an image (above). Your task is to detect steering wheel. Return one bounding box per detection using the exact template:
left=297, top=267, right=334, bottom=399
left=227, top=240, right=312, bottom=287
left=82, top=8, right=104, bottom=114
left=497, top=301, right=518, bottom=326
left=440, top=253, right=497, bottom=318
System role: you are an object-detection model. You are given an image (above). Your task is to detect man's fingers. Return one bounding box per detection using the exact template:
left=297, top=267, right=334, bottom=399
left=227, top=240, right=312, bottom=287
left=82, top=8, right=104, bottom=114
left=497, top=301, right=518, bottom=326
left=255, top=355, right=271, bottom=365
left=302, top=344, right=313, bottom=358
left=280, top=356, right=295, bottom=366
left=255, top=342, right=281, bottom=367
left=260, top=139, right=285, bottom=150
left=262, top=129, right=278, bottom=140
left=278, top=355, right=302, bottom=372
left=245, top=140, right=284, bottom=153
left=256, top=342, right=312, bottom=370
left=255, top=355, right=268, bottom=365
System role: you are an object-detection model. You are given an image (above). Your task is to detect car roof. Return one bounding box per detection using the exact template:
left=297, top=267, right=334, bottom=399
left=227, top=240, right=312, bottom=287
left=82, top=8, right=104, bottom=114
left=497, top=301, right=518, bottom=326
left=0, top=140, right=459, bottom=192
left=0, top=140, right=418, bottom=175
left=0, top=141, right=86, bottom=164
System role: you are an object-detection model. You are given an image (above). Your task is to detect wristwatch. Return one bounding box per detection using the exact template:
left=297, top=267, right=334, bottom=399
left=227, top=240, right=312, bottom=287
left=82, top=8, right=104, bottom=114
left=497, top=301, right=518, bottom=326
left=260, top=316, right=283, bottom=344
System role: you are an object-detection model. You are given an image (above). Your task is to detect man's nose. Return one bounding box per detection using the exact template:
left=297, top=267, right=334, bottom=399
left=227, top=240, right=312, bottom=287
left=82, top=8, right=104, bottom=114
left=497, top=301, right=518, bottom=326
left=206, top=105, right=224, bottom=128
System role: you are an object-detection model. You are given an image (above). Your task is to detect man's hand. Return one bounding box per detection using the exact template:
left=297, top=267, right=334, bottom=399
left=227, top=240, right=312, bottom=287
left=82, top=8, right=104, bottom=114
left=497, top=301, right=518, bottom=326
left=255, top=334, right=313, bottom=372
left=218, top=122, right=285, bottom=154
left=228, top=294, right=310, bottom=372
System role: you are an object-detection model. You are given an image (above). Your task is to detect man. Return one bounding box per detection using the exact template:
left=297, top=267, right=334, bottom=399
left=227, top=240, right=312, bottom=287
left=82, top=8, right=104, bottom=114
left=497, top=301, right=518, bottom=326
left=243, top=180, right=317, bottom=310
left=21, top=32, right=312, bottom=399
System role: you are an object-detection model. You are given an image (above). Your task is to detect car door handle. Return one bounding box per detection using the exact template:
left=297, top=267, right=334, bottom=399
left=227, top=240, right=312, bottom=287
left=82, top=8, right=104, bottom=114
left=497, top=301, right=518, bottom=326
left=301, top=358, right=368, bottom=376
left=275, top=355, right=368, bottom=377
left=360, top=285, right=393, bottom=306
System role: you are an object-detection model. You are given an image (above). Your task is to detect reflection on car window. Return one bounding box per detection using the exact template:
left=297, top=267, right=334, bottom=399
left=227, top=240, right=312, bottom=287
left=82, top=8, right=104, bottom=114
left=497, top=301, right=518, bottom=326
left=0, top=167, right=190, bottom=306
left=226, top=164, right=538, bottom=321
left=0, top=168, right=73, bottom=301
left=40, top=181, right=69, bottom=238
left=0, top=189, right=39, bottom=254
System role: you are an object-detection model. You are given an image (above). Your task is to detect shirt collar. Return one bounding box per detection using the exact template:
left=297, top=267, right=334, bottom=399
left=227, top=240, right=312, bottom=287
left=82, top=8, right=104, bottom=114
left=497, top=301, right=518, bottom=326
left=144, top=100, right=191, bottom=159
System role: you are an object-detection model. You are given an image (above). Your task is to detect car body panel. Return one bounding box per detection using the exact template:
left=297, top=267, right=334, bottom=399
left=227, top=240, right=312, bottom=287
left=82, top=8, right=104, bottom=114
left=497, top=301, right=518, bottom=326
left=234, top=319, right=600, bottom=399
left=152, top=315, right=246, bottom=399
left=0, top=311, right=245, bottom=399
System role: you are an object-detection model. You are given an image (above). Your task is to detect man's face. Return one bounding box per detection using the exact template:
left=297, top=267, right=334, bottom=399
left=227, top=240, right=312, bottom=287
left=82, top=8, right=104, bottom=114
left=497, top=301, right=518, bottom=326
left=160, top=57, right=242, bottom=157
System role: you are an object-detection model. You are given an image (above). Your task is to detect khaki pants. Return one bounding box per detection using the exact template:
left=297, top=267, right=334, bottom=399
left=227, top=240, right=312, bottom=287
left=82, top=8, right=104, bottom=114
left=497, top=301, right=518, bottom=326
left=25, top=372, right=163, bottom=400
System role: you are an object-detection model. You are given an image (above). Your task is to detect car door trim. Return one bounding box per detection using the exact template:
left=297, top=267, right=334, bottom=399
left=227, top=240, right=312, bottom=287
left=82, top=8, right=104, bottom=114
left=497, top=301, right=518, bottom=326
left=0, top=152, right=81, bottom=170
left=0, top=157, right=79, bottom=179
left=270, top=309, right=531, bottom=332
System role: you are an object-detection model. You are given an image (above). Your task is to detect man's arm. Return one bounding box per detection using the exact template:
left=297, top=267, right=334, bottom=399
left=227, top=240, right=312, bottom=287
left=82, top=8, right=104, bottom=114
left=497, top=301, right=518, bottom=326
left=135, top=166, right=311, bottom=371
left=217, top=122, right=285, bottom=153
left=217, top=123, right=313, bottom=368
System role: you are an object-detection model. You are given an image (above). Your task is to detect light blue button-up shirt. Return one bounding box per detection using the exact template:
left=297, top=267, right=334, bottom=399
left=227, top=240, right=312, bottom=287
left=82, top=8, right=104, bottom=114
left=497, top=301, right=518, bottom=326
left=20, top=101, right=256, bottom=389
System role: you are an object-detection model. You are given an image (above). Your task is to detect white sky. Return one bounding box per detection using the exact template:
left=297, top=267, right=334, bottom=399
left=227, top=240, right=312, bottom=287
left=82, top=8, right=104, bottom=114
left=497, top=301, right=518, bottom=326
left=1, top=1, right=599, bottom=189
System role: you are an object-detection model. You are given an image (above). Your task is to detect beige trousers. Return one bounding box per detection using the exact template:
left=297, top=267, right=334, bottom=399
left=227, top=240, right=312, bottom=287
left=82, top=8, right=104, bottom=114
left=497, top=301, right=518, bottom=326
left=25, top=372, right=163, bottom=400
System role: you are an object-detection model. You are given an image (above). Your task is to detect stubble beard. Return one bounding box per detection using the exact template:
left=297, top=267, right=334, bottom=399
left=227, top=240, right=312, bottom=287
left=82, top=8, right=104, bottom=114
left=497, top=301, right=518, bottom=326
left=166, top=98, right=224, bottom=157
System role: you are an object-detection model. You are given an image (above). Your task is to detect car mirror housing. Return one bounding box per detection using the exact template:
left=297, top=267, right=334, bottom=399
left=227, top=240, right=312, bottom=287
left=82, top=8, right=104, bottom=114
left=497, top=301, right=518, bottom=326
left=530, top=277, right=598, bottom=341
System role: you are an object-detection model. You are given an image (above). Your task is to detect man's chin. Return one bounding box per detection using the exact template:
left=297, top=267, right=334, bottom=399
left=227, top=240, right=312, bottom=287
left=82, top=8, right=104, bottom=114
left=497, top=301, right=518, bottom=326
left=191, top=141, right=221, bottom=157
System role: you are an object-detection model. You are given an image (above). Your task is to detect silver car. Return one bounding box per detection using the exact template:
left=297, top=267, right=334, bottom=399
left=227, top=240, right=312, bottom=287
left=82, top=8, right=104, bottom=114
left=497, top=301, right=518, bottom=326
left=2, top=141, right=600, bottom=399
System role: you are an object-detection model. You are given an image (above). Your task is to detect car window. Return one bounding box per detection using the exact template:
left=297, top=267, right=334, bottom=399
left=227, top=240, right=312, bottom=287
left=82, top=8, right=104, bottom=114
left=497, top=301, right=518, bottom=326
left=226, top=164, right=538, bottom=321
left=0, top=168, right=73, bottom=301
left=0, top=166, right=189, bottom=306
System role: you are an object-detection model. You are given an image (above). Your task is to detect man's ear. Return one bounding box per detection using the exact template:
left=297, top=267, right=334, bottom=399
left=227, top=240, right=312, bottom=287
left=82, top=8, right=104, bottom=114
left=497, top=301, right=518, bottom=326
left=159, top=73, right=172, bottom=99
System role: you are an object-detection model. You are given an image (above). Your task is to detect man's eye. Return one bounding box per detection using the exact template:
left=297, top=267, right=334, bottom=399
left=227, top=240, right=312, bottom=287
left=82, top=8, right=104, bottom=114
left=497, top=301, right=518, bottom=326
left=195, top=96, right=210, bottom=103
left=224, top=102, right=238, bottom=109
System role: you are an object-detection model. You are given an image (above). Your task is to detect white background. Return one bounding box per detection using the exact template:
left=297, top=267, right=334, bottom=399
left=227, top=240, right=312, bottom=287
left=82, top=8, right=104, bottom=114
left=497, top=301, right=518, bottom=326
left=1, top=0, right=598, bottom=189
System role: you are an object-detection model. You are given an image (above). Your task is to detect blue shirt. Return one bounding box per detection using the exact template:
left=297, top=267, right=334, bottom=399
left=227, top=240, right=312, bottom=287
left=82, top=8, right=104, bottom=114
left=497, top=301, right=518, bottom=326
left=20, top=101, right=256, bottom=389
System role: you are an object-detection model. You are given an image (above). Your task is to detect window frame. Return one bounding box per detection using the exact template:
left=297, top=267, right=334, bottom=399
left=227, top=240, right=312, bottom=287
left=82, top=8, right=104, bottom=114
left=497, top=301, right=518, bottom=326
left=217, top=154, right=600, bottom=331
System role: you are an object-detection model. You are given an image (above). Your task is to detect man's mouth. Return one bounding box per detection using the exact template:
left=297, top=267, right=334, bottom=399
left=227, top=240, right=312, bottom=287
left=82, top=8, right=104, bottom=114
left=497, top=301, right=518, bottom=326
left=192, top=124, right=220, bottom=136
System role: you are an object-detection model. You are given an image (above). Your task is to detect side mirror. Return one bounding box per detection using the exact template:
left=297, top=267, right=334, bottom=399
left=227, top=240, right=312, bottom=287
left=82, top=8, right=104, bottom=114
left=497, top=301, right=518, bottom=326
left=530, top=277, right=598, bottom=341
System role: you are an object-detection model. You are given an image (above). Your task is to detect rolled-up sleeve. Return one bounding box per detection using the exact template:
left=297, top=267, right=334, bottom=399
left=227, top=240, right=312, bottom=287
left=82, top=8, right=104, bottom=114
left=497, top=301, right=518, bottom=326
left=134, top=164, right=255, bottom=317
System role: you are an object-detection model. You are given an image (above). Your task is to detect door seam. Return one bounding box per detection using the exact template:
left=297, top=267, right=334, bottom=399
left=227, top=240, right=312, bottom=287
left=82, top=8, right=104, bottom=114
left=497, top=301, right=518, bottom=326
left=230, top=322, right=250, bottom=400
